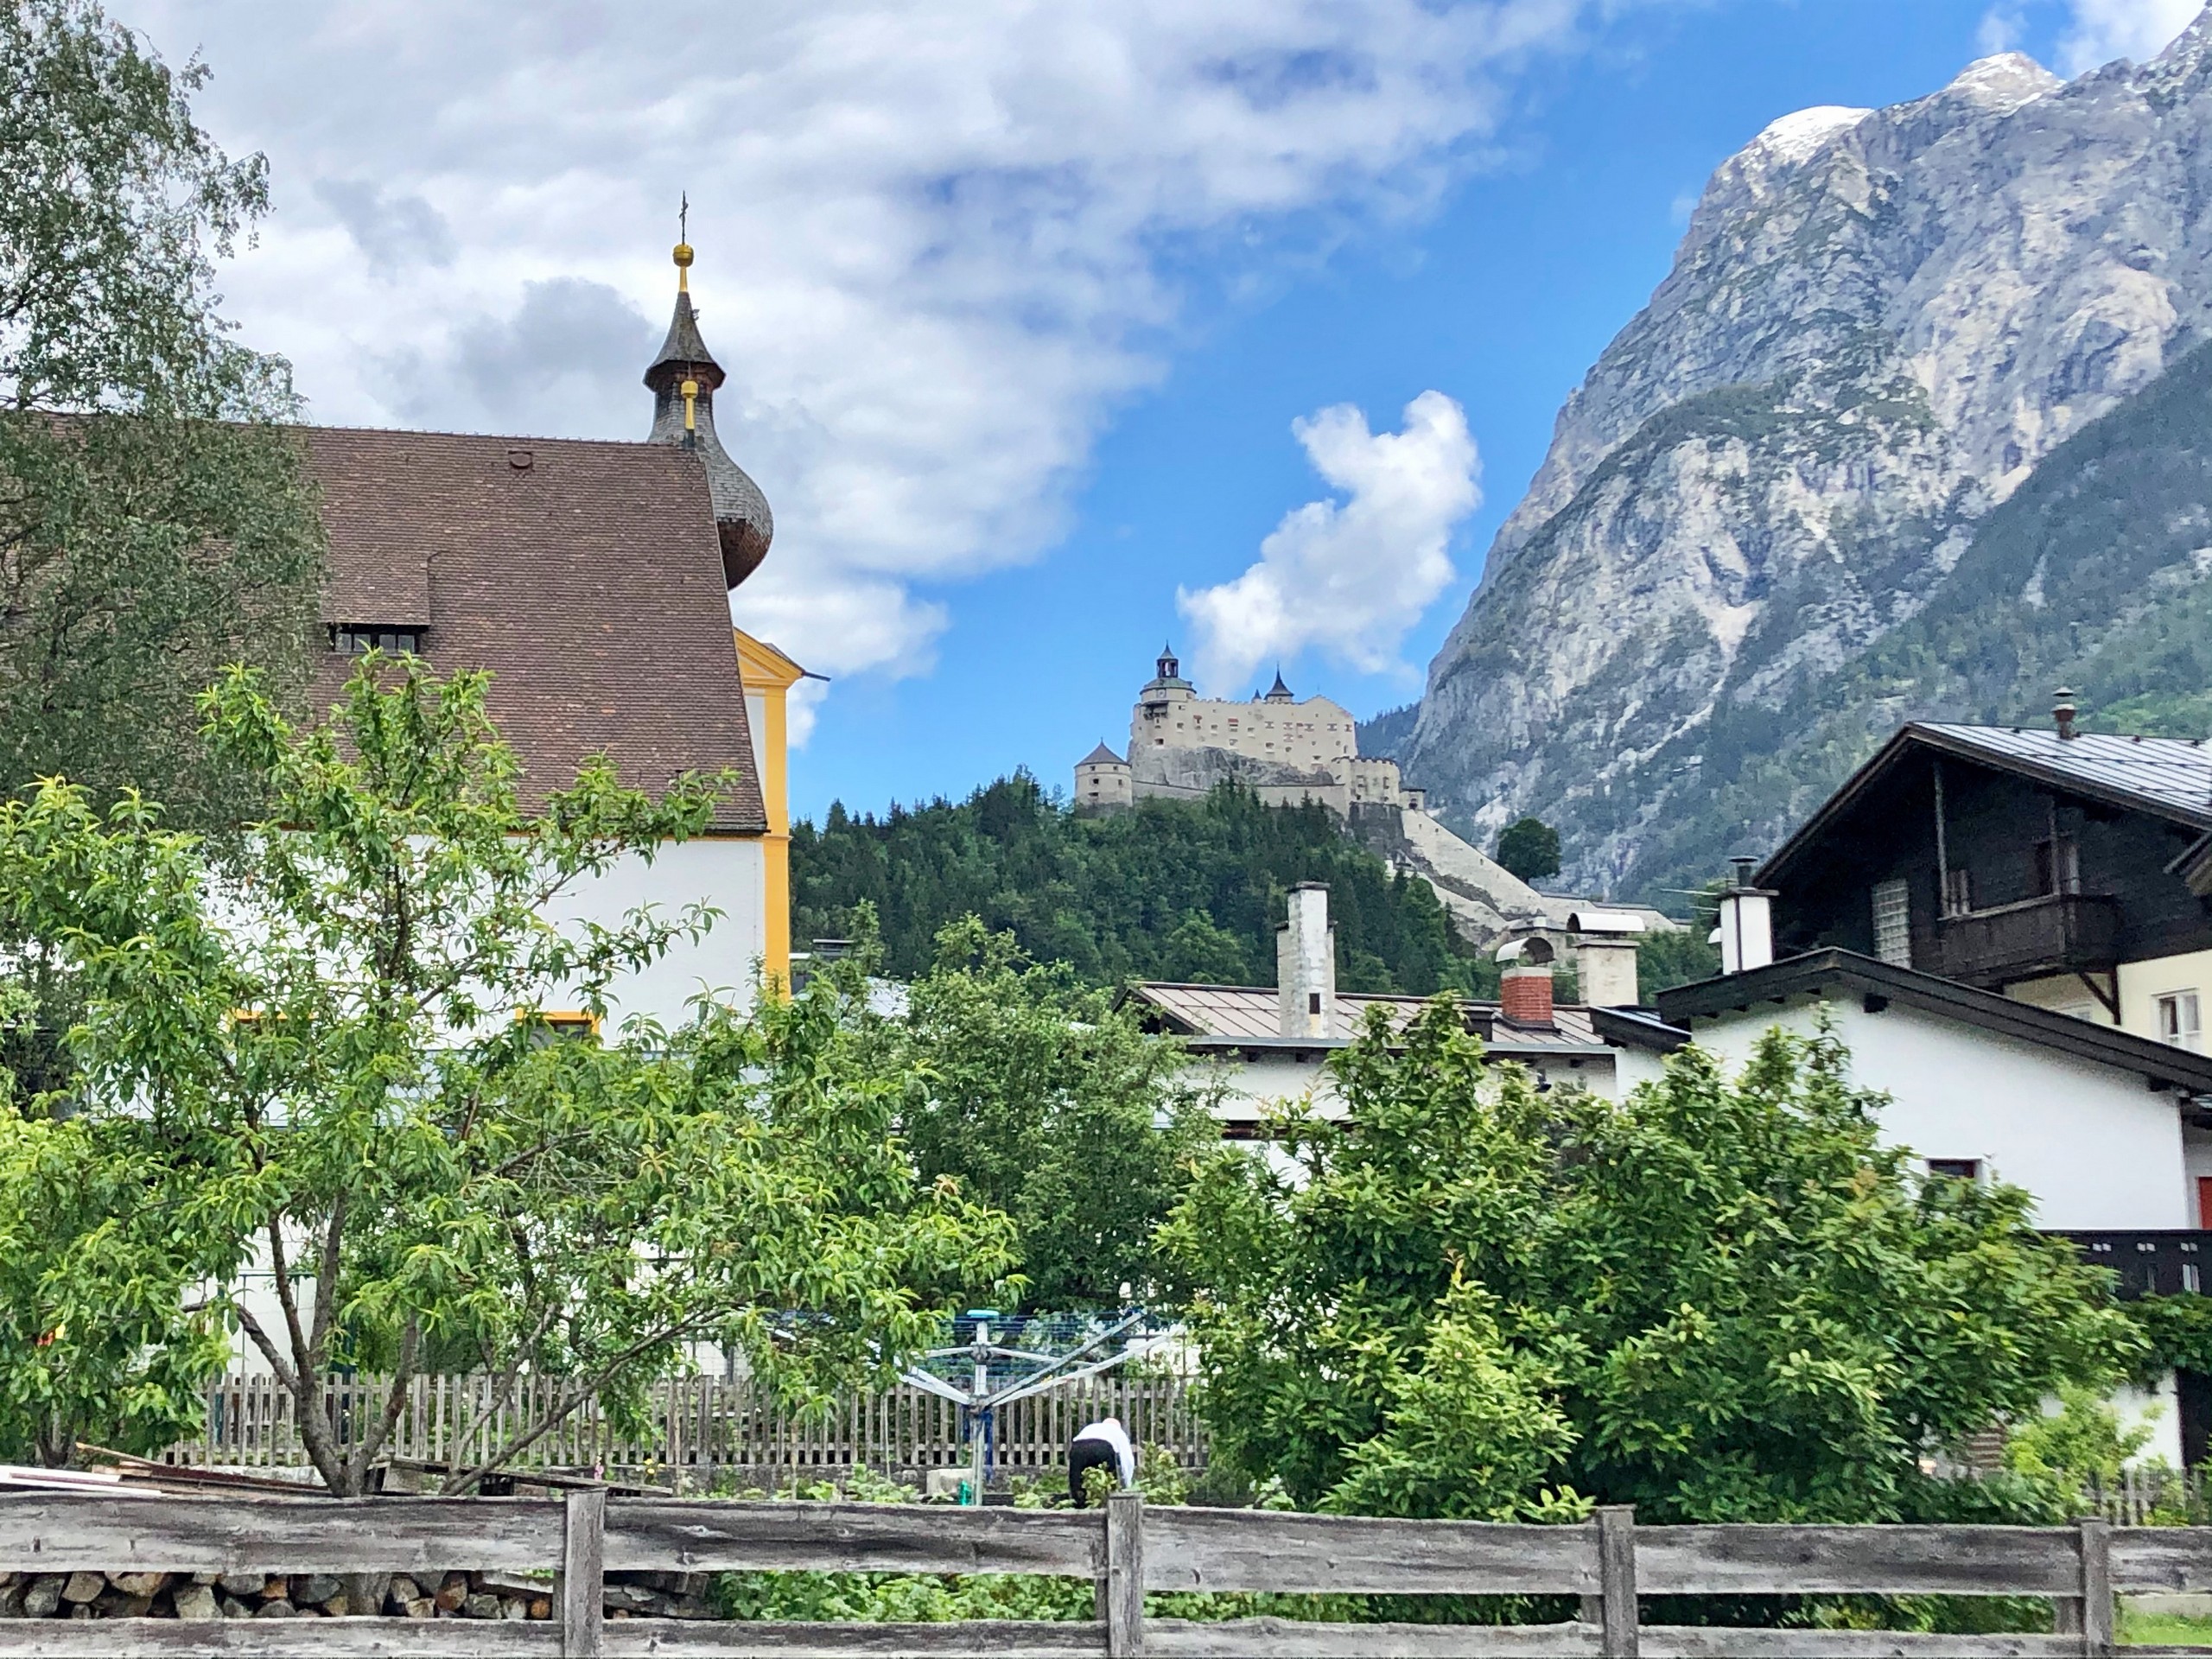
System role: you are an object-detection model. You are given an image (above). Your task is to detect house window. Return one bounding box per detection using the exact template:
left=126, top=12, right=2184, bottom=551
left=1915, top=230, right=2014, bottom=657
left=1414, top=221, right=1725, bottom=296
left=2159, top=991, right=2203, bottom=1052
left=1925, top=1158, right=1981, bottom=1182
left=329, top=624, right=423, bottom=655
left=1942, top=867, right=1973, bottom=916
left=519, top=1008, right=600, bottom=1046
left=1872, top=878, right=1911, bottom=967
left=2033, top=835, right=2080, bottom=896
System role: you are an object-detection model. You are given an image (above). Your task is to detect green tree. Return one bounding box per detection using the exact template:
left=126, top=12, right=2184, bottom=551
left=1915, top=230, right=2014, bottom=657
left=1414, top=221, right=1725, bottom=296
left=856, top=918, right=1220, bottom=1310
left=0, top=0, right=322, bottom=818
left=793, top=775, right=1485, bottom=995
left=0, top=658, right=1015, bottom=1491
left=1494, top=817, right=1560, bottom=884
left=1164, top=1002, right=2134, bottom=1522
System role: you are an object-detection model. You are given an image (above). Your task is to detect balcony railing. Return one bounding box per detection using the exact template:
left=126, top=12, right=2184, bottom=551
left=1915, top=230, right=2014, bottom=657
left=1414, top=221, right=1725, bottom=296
left=1937, top=892, right=2120, bottom=986
left=2056, top=1230, right=2212, bottom=1299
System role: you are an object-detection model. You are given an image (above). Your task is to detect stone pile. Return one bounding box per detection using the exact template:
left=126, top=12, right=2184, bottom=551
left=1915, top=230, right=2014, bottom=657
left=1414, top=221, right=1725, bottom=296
left=0, top=1567, right=714, bottom=1621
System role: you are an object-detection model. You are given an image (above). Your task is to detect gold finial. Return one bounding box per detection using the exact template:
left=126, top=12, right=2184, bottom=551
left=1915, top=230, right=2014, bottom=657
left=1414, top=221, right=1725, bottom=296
left=680, top=377, right=698, bottom=441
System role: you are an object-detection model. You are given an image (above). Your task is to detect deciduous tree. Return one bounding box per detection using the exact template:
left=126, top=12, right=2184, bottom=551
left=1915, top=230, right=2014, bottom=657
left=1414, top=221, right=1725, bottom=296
left=1165, top=1002, right=2136, bottom=1522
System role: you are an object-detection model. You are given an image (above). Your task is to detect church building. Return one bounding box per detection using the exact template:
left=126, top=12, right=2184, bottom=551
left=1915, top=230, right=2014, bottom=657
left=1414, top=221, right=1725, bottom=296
left=302, top=238, right=804, bottom=1024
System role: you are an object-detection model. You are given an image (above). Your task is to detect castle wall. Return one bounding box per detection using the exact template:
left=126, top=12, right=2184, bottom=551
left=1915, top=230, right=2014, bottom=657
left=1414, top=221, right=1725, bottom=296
left=1130, top=693, right=1358, bottom=773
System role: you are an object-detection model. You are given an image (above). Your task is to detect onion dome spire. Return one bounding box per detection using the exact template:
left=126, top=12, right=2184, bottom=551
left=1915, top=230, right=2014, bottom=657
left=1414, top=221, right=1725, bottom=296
left=645, top=228, right=773, bottom=589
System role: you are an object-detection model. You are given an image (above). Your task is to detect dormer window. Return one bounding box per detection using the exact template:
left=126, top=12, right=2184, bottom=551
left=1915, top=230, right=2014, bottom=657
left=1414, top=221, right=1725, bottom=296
left=329, top=624, right=425, bottom=655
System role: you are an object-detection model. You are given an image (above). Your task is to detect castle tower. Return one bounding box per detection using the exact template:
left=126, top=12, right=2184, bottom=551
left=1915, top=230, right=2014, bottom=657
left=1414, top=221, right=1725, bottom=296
left=645, top=238, right=775, bottom=589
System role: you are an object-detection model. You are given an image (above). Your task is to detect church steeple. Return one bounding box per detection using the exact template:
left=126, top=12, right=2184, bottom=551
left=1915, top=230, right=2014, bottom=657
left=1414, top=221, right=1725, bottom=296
left=645, top=227, right=774, bottom=590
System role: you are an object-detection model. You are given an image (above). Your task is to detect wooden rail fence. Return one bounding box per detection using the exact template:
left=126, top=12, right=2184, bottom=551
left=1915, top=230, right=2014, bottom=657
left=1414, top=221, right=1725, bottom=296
left=3, top=1491, right=2208, bottom=1656
left=162, top=1372, right=1209, bottom=1485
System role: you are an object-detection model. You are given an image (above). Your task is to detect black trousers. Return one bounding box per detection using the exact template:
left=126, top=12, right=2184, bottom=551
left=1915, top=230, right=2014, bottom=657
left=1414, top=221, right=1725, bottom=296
left=1068, top=1437, right=1120, bottom=1507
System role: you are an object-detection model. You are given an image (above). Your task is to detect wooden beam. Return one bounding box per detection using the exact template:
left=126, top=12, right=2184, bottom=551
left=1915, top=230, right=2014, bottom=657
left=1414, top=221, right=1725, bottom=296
left=1599, top=1506, right=1638, bottom=1659
left=1103, top=1491, right=1144, bottom=1658
left=563, top=1488, right=606, bottom=1659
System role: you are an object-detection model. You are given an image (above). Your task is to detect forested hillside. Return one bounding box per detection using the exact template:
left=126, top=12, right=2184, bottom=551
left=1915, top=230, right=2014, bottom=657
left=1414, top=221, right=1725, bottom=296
left=791, top=776, right=1485, bottom=993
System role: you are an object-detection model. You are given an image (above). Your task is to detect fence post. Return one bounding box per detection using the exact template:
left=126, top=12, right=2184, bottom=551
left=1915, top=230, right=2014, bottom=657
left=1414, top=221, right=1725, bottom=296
left=562, top=1487, right=606, bottom=1659
left=1102, top=1490, right=1144, bottom=1657
left=1598, top=1504, right=1638, bottom=1659
left=2078, top=1518, right=2113, bottom=1658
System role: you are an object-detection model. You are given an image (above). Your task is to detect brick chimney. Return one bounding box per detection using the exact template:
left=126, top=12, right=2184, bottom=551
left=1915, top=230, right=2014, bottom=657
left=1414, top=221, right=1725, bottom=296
left=1277, top=883, right=1337, bottom=1039
left=1497, top=936, right=1555, bottom=1027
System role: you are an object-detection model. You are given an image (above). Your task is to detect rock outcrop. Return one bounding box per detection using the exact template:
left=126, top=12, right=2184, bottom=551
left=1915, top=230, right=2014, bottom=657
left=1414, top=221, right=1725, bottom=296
left=1395, top=14, right=2212, bottom=896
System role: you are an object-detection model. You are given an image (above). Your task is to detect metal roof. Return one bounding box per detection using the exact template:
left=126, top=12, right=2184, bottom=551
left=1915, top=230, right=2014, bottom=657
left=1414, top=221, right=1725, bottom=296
left=1124, top=982, right=1651, bottom=1056
left=1762, top=721, right=2212, bottom=890
left=1914, top=724, right=2212, bottom=826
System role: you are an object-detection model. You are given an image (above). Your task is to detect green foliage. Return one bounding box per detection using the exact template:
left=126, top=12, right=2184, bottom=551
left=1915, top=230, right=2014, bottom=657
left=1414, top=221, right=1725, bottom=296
left=2002, top=1384, right=2159, bottom=1519
left=851, top=918, right=1220, bottom=1310
left=0, top=657, right=1015, bottom=1489
left=1495, top=817, right=1561, bottom=884
left=0, top=1102, right=230, bottom=1465
left=794, top=775, right=1484, bottom=994
left=2119, top=1292, right=2212, bottom=1383
left=0, top=0, right=322, bottom=821
left=1166, top=1005, right=2136, bottom=1524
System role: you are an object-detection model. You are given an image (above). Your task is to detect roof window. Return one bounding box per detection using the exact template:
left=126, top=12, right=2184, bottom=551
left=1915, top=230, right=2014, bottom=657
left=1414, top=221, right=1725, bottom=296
left=329, top=625, right=425, bottom=656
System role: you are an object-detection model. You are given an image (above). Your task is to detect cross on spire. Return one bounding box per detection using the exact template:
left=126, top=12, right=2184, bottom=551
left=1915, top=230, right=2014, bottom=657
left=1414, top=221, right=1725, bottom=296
left=679, top=192, right=690, bottom=243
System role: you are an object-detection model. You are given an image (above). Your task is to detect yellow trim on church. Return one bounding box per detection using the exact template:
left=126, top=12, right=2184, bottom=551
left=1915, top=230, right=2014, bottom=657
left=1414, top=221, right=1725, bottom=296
left=734, top=629, right=806, bottom=992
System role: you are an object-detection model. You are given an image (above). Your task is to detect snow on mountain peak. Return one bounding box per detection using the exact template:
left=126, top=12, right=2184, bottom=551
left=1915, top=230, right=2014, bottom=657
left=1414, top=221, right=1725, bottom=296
left=1747, top=105, right=1873, bottom=166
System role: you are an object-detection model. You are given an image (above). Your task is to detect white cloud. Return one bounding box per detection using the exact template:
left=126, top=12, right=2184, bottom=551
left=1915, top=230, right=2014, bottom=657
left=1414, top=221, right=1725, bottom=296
left=1977, top=5, right=2027, bottom=54
left=107, top=0, right=1595, bottom=721
left=1177, top=391, right=1480, bottom=696
left=2059, top=0, right=2202, bottom=72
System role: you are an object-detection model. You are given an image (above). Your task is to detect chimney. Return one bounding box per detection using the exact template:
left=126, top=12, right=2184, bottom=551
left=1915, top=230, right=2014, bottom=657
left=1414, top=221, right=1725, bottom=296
left=1277, top=883, right=1337, bottom=1039
left=1716, top=855, right=1776, bottom=976
left=1497, top=936, right=1556, bottom=1027
left=1567, top=910, right=1643, bottom=1007
left=2053, top=687, right=2079, bottom=741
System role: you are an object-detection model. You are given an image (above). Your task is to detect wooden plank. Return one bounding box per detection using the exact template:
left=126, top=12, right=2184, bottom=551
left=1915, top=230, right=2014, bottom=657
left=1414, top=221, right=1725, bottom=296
left=0, top=1620, right=557, bottom=1657
left=598, top=1624, right=1103, bottom=1657
left=1141, top=1509, right=1598, bottom=1595
left=565, top=1487, right=607, bottom=1659
left=2110, top=1529, right=2212, bottom=1592
left=0, top=1495, right=563, bottom=1573
left=603, top=1500, right=1101, bottom=1577
left=1637, top=1630, right=2083, bottom=1659
left=1103, top=1492, right=1142, bottom=1659
left=1599, top=1506, right=1638, bottom=1659
left=1141, top=1619, right=1600, bottom=1656
left=2077, top=1520, right=2112, bottom=1659
left=1635, top=1528, right=2083, bottom=1597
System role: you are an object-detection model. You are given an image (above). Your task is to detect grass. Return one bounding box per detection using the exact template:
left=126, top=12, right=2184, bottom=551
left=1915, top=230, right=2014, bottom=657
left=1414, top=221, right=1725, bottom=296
left=2121, top=1610, right=2212, bottom=1648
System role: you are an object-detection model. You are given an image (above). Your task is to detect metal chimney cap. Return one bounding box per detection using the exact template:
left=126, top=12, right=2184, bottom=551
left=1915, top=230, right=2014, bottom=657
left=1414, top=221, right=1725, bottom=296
left=2053, top=687, right=2080, bottom=740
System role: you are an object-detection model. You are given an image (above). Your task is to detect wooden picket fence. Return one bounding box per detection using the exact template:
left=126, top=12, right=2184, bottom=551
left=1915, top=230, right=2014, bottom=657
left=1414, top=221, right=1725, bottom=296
left=2091, top=1465, right=2212, bottom=1527
left=0, top=1491, right=2202, bottom=1656
left=161, top=1371, right=1209, bottom=1487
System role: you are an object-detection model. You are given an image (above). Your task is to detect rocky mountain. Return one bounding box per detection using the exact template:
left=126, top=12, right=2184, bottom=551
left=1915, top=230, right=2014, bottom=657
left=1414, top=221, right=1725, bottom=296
left=1389, top=16, right=2212, bottom=901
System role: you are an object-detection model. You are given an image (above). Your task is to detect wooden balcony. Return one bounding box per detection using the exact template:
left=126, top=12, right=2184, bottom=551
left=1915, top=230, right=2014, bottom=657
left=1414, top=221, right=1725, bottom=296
left=1937, top=892, right=2120, bottom=986
left=2056, top=1230, right=2212, bottom=1300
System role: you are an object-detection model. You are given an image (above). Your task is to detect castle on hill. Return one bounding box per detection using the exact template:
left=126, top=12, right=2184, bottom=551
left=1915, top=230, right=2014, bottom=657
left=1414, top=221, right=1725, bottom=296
left=1074, top=646, right=1425, bottom=817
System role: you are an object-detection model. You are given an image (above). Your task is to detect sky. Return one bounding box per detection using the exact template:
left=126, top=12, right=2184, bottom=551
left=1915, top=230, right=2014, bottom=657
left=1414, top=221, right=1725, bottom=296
left=111, top=0, right=2207, bottom=823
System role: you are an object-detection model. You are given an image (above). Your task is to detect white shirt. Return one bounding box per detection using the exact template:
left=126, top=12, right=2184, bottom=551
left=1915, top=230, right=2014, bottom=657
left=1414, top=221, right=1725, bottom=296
left=1071, top=1416, right=1136, bottom=1488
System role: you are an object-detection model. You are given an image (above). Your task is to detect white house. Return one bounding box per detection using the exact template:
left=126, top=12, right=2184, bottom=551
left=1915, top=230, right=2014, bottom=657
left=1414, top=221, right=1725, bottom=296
left=1657, top=871, right=2212, bottom=1466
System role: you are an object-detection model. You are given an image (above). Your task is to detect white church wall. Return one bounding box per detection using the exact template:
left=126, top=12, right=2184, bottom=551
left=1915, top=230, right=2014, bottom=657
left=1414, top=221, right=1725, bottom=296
left=543, top=836, right=769, bottom=1033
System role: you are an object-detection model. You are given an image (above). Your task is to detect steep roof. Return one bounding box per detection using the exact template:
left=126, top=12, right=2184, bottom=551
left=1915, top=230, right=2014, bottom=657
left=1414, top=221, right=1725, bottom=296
left=303, top=425, right=768, bottom=835
left=1761, top=721, right=2212, bottom=889
left=1656, top=947, right=2212, bottom=1097
left=1078, top=742, right=1127, bottom=766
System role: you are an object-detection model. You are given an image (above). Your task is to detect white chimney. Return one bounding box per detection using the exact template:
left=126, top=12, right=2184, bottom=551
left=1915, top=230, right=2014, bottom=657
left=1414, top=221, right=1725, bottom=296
left=1717, top=855, right=1775, bottom=976
left=1278, top=883, right=1338, bottom=1039
left=1567, top=909, right=1644, bottom=1007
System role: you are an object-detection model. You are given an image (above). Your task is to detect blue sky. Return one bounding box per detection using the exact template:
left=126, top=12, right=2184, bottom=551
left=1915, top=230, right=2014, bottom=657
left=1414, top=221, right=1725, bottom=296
left=792, top=0, right=2112, bottom=823
left=129, top=0, right=2194, bottom=823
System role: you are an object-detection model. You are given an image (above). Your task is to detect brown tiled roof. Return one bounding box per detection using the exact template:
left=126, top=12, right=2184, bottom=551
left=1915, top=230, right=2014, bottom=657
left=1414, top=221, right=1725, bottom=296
left=302, top=426, right=767, bottom=834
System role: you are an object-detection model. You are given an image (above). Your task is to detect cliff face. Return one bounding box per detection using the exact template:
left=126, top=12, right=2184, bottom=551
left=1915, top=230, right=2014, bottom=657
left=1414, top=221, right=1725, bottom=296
left=1397, top=18, right=2212, bottom=898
